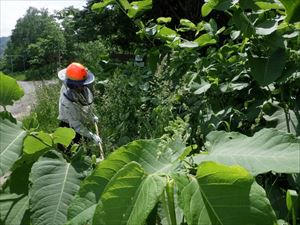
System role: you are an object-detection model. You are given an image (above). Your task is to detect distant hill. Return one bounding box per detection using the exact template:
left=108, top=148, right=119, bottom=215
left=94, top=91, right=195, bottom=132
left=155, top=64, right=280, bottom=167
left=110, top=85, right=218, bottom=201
left=0, top=36, right=10, bottom=57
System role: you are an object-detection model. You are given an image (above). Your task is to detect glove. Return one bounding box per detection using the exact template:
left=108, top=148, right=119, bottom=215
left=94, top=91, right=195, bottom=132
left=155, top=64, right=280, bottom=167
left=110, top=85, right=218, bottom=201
left=89, top=132, right=102, bottom=144
left=93, top=116, right=99, bottom=123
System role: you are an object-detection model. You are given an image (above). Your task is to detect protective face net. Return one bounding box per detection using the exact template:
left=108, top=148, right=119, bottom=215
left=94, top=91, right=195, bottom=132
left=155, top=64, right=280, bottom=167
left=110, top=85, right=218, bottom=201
left=64, top=79, right=94, bottom=105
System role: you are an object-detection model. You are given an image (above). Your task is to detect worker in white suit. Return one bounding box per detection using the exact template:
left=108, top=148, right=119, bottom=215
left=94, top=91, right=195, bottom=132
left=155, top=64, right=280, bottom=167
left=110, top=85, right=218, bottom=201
left=57, top=62, right=102, bottom=146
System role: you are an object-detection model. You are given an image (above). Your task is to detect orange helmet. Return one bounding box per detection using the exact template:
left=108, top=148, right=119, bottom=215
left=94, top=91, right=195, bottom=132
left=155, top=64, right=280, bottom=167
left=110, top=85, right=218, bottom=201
left=66, top=62, right=88, bottom=81
left=58, top=62, right=95, bottom=85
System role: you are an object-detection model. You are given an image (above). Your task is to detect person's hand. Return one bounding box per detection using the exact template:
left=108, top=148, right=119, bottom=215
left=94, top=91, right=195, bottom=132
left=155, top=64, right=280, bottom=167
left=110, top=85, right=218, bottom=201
left=90, top=132, right=102, bottom=144
left=93, top=116, right=99, bottom=123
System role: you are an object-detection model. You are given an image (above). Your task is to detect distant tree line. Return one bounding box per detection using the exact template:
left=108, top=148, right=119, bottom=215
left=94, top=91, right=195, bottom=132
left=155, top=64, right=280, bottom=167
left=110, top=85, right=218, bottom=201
left=0, top=2, right=139, bottom=79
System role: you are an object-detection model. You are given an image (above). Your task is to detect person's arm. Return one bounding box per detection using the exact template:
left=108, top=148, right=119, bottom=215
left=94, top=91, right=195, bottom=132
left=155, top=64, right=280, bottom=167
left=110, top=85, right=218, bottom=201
left=67, top=108, right=102, bottom=144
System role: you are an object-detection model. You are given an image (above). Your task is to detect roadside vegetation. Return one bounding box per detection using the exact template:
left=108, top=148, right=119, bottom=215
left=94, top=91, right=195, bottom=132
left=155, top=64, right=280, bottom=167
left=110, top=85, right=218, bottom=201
left=0, top=0, right=300, bottom=225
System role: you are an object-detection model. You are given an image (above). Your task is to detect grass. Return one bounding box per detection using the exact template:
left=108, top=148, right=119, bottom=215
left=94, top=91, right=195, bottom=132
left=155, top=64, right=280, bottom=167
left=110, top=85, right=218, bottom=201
left=7, top=72, right=27, bottom=81
left=23, top=82, right=61, bottom=133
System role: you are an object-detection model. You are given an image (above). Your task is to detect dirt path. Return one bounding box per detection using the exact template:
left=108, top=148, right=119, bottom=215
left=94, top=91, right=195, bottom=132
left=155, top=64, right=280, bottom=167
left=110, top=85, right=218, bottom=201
left=5, top=80, right=58, bottom=119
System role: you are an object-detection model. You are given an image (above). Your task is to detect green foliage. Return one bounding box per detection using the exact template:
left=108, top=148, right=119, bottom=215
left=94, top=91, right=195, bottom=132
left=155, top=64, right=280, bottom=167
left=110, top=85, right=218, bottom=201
left=30, top=151, right=88, bottom=225
left=248, top=48, right=287, bottom=86
left=24, top=82, right=60, bottom=132
left=22, top=112, right=39, bottom=131
left=91, top=0, right=116, bottom=13
left=67, top=138, right=185, bottom=225
left=286, top=189, right=299, bottom=225
left=85, top=1, right=300, bottom=223
left=71, top=40, right=110, bottom=79
left=0, top=117, right=89, bottom=224
left=279, top=0, right=300, bottom=23
left=0, top=37, right=10, bottom=57
left=92, top=0, right=153, bottom=19
left=0, top=119, right=27, bottom=177
left=127, top=0, right=153, bottom=18
left=263, top=102, right=300, bottom=136
left=194, top=129, right=300, bottom=175
left=0, top=72, right=24, bottom=107
left=157, top=17, right=172, bottom=24
left=0, top=194, right=29, bottom=225
left=3, top=7, right=65, bottom=77
left=92, top=162, right=166, bottom=225
left=60, top=2, right=138, bottom=51
left=23, top=131, right=52, bottom=155
left=53, top=127, right=76, bottom=147
left=23, top=127, right=75, bottom=155
left=1, top=0, right=300, bottom=224
left=195, top=161, right=277, bottom=225
left=95, top=62, right=177, bottom=149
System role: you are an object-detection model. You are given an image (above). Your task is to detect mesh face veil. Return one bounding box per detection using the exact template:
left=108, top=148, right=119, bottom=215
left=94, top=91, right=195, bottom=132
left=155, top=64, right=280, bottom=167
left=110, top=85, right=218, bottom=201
left=64, top=80, right=94, bottom=106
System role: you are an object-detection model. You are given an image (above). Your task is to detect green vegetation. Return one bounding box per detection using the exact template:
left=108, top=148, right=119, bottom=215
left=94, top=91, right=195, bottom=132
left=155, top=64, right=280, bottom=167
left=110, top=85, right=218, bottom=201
left=2, top=8, right=65, bottom=78
left=0, top=37, right=10, bottom=57
left=23, top=82, right=61, bottom=133
left=1, top=0, right=300, bottom=225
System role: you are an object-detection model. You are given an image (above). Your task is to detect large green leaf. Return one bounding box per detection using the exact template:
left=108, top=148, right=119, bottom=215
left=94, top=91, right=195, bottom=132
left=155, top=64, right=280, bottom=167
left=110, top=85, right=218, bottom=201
left=0, top=119, right=27, bottom=176
left=23, top=127, right=75, bottom=155
left=174, top=162, right=277, bottom=225
left=92, top=162, right=166, bottom=225
left=0, top=193, right=23, bottom=221
left=23, top=131, right=52, bottom=155
left=173, top=174, right=211, bottom=225
left=194, top=34, right=217, bottom=47
left=92, top=0, right=116, bottom=13
left=177, top=19, right=196, bottom=32
left=30, top=151, right=88, bottom=225
left=255, top=1, right=284, bottom=10
left=0, top=72, right=24, bottom=107
left=67, top=139, right=185, bottom=225
left=201, top=0, right=238, bottom=17
left=127, top=0, right=152, bottom=18
left=118, top=0, right=131, bottom=10
left=248, top=48, right=287, bottom=86
left=156, top=25, right=179, bottom=42
left=231, top=10, right=255, bottom=37
left=0, top=194, right=29, bottom=225
left=52, top=127, right=76, bottom=147
left=279, top=0, right=300, bottom=23
left=157, top=17, right=172, bottom=24
left=195, top=162, right=277, bottom=225
left=194, top=128, right=300, bottom=175
left=0, top=157, right=32, bottom=224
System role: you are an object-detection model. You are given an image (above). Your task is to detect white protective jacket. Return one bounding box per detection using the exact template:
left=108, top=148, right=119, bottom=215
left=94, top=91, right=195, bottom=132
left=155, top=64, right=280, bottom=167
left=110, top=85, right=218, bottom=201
left=58, top=85, right=95, bottom=139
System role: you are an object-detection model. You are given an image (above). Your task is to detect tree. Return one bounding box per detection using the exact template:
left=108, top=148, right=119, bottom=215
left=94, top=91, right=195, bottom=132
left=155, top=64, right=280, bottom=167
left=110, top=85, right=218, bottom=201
left=0, top=37, right=10, bottom=57
left=68, top=0, right=139, bottom=50
left=3, top=7, right=65, bottom=72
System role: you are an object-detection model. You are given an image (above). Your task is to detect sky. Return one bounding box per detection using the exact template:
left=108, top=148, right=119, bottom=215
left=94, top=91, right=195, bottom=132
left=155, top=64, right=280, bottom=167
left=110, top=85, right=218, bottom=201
left=0, top=0, right=87, bottom=37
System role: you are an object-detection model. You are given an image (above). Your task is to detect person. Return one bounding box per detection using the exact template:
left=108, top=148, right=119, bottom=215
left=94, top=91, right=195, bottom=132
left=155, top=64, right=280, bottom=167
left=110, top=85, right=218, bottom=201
left=57, top=62, right=102, bottom=146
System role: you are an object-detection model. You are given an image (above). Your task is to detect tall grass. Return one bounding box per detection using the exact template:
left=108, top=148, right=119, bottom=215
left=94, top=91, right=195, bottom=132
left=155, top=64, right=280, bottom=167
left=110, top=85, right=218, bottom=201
left=23, top=82, right=61, bottom=132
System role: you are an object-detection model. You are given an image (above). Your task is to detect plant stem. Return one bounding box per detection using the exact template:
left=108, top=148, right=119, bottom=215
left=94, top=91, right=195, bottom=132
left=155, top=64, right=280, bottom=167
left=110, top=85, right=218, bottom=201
left=166, top=179, right=177, bottom=225
left=161, top=189, right=172, bottom=225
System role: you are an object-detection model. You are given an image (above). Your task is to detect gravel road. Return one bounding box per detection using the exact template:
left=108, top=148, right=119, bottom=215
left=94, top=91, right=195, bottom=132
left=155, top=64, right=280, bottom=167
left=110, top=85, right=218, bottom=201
left=4, top=80, right=59, bottom=119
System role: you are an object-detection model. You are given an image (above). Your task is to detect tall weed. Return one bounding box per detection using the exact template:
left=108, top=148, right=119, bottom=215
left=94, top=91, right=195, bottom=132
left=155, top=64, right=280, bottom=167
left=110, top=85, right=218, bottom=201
left=23, top=82, right=61, bottom=132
